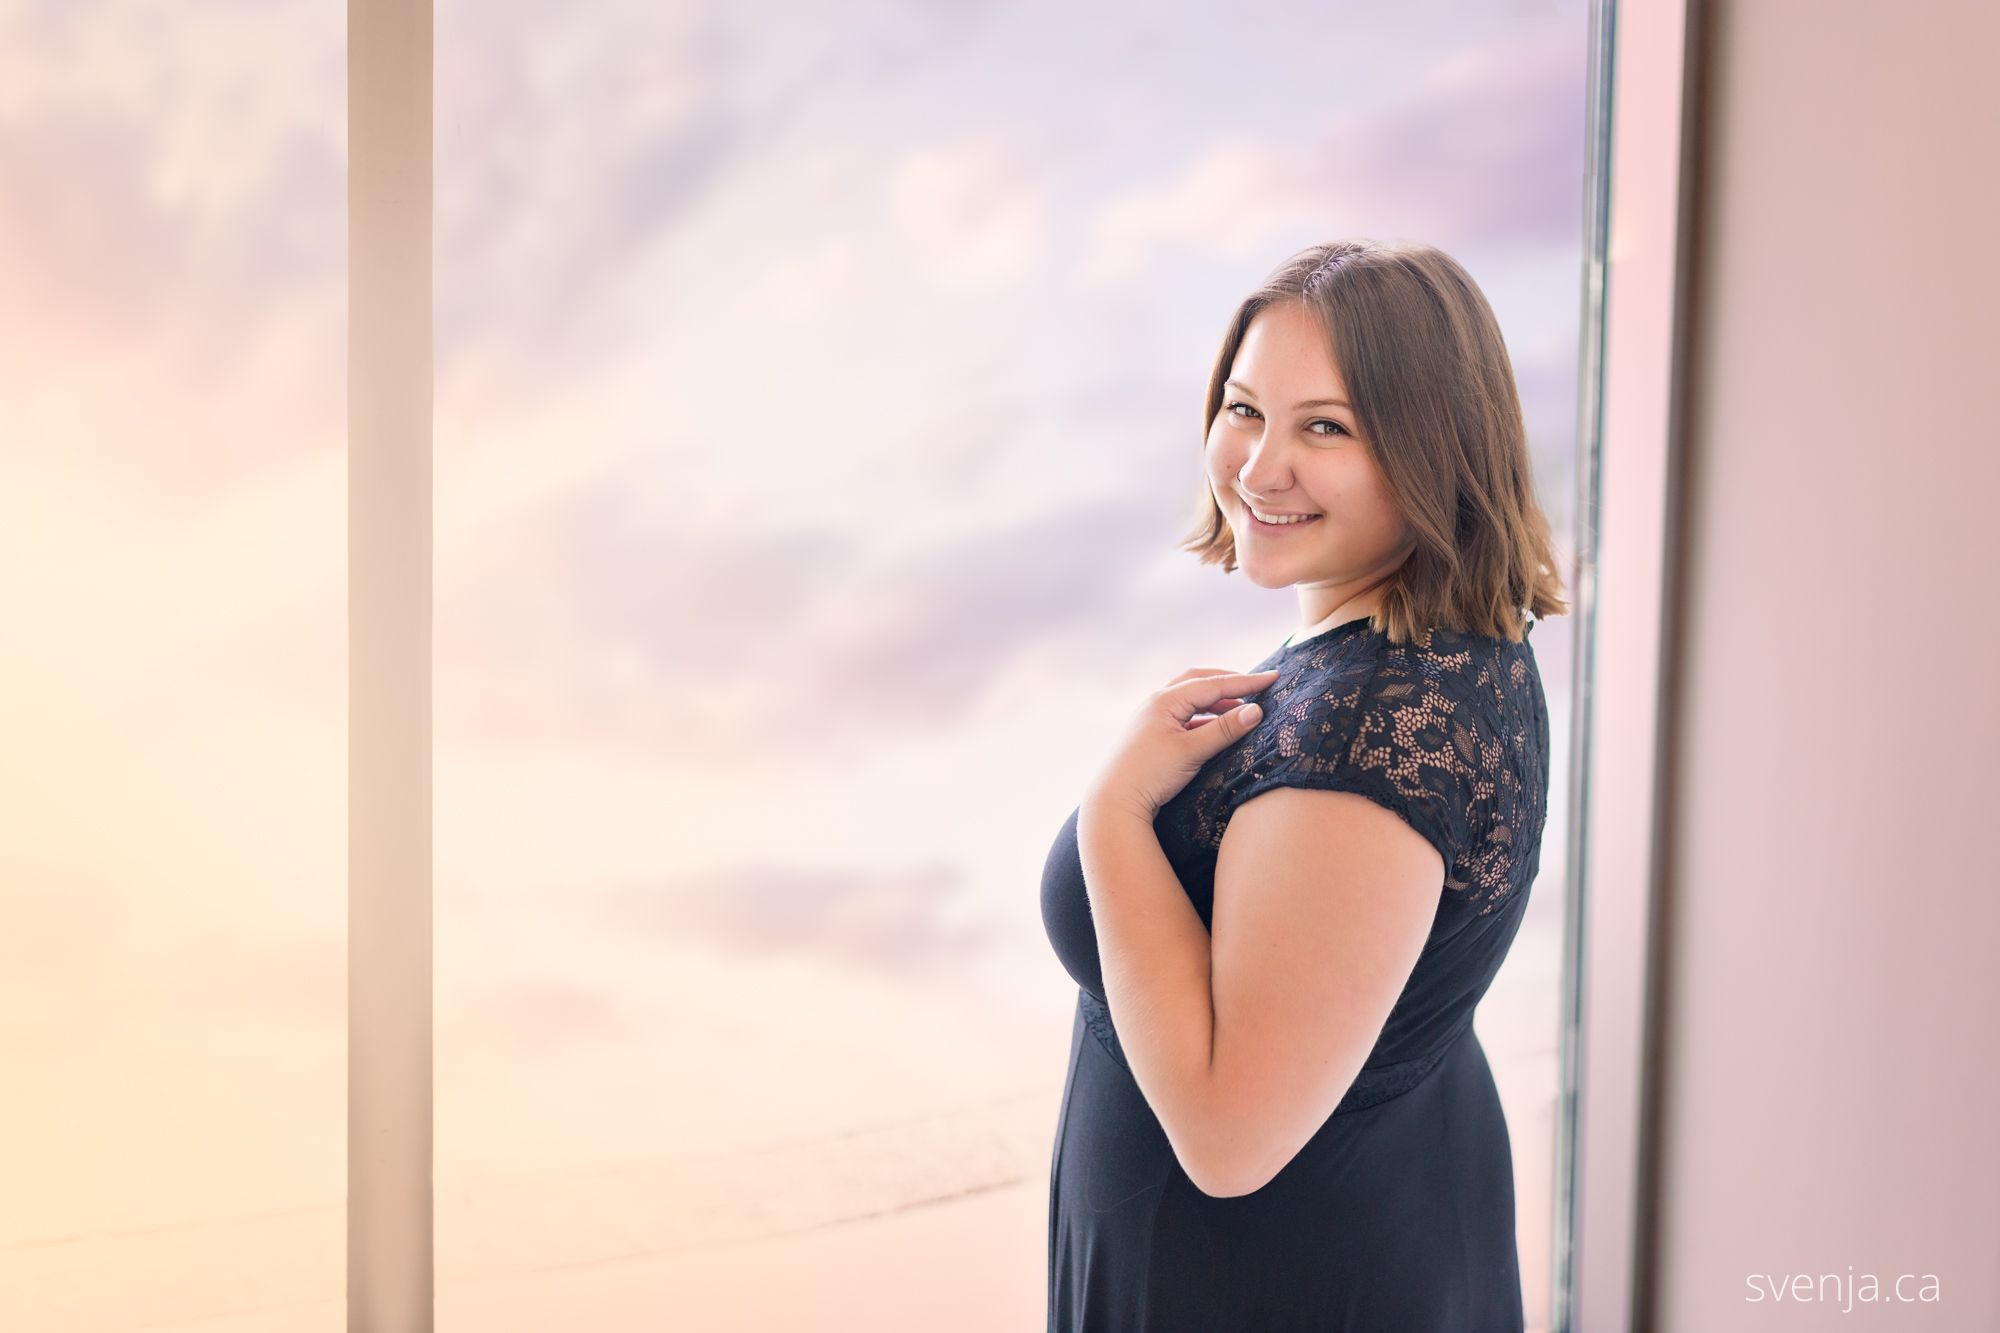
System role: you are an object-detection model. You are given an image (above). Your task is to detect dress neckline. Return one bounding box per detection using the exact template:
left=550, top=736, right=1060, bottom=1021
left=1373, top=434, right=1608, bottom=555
left=1277, top=614, right=1377, bottom=656
left=1277, top=613, right=1541, bottom=658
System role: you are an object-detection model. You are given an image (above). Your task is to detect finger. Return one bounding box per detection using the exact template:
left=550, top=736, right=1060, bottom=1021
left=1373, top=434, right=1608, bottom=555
left=1165, top=666, right=1248, bottom=686
left=1185, top=698, right=1245, bottom=727
left=1162, top=669, right=1281, bottom=721
left=1169, top=670, right=1279, bottom=694
left=1186, top=700, right=1265, bottom=750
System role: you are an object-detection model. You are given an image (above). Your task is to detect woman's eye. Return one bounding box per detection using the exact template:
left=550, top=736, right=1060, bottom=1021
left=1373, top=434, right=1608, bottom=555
left=1225, top=401, right=1349, bottom=438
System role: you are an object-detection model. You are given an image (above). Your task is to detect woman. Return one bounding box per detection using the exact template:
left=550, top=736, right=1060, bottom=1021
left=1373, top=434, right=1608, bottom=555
left=1040, top=239, right=1567, bottom=1331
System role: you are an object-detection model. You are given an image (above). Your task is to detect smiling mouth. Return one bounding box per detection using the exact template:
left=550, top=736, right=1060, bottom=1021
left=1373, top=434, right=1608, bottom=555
left=1247, top=506, right=1323, bottom=527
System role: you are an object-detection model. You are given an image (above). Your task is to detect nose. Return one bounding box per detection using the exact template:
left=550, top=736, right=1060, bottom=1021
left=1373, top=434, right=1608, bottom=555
left=1235, top=434, right=1293, bottom=501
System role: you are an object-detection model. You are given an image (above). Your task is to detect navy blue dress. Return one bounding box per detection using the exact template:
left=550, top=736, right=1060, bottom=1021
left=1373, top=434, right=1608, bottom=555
left=1040, top=616, right=1551, bottom=1331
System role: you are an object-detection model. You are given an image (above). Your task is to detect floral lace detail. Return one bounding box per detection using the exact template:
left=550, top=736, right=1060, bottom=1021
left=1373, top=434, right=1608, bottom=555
left=1172, top=624, right=1548, bottom=918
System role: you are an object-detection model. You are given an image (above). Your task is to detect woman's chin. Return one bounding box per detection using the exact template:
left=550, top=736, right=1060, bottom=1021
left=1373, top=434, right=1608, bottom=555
left=1234, top=551, right=1298, bottom=589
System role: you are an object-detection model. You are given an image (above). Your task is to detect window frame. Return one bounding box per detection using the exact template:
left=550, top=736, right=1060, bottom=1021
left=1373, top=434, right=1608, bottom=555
left=1555, top=1, right=1698, bottom=1330
left=341, top=2, right=1693, bottom=1326
left=349, top=0, right=435, bottom=1323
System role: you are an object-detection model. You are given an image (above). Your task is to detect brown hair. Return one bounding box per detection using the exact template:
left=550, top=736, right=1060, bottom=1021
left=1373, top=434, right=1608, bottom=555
left=1179, top=239, right=1568, bottom=645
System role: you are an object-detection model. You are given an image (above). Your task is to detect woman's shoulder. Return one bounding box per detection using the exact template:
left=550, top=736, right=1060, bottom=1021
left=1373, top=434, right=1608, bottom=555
left=1271, top=619, right=1542, bottom=763
left=1415, top=621, right=1547, bottom=716
left=1280, top=617, right=1536, bottom=689
left=1194, top=624, right=1502, bottom=867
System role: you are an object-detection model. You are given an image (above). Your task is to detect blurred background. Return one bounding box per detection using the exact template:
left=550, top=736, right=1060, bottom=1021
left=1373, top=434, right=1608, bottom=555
left=0, top=1, right=1590, bottom=1328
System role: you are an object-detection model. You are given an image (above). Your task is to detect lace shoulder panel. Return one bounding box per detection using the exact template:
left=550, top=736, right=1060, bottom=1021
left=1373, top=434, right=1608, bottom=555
left=1175, top=625, right=1546, bottom=917
left=1205, top=629, right=1494, bottom=875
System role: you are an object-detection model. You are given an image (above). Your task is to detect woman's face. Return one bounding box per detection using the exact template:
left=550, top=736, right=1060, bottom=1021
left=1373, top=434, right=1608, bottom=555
left=1202, top=300, right=1416, bottom=599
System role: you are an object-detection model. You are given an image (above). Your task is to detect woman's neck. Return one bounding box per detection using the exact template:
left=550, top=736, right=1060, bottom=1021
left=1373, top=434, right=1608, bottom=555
left=1285, top=594, right=1382, bottom=646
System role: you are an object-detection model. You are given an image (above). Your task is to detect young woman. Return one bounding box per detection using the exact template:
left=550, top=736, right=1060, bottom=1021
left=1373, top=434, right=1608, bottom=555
left=1040, top=239, right=1568, bottom=1331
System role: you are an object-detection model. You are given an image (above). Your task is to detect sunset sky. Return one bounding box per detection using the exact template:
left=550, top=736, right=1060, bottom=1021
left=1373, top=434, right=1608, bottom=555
left=0, top=1, right=1589, bottom=1327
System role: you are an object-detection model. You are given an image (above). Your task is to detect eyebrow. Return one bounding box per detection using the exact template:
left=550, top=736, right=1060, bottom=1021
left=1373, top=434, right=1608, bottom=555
left=1223, top=379, right=1351, bottom=410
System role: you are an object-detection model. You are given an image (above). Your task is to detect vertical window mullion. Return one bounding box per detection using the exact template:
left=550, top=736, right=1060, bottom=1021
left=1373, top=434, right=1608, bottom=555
left=348, top=0, right=435, bottom=1327
left=1562, top=0, right=1699, bottom=1329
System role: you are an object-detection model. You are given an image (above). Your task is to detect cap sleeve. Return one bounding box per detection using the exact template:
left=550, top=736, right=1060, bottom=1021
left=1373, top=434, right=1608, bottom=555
left=1227, top=649, right=1484, bottom=872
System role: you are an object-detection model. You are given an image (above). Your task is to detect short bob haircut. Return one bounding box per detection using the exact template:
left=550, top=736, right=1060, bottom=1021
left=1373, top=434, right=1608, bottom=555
left=1180, top=239, right=1568, bottom=646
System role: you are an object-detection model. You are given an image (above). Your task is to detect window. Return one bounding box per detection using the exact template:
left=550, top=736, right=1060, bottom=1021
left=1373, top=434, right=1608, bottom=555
left=3, top=1, right=1687, bottom=1328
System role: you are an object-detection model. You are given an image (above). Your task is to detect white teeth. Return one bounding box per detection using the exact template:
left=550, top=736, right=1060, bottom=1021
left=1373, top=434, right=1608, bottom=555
left=1250, top=507, right=1321, bottom=525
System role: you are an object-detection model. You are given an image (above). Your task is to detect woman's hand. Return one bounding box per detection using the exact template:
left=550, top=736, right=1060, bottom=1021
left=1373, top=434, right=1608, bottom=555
left=1083, top=666, right=1282, bottom=823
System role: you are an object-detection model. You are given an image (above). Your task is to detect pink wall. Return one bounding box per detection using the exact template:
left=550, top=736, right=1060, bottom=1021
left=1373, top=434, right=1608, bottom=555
left=1653, top=1, right=2000, bottom=1327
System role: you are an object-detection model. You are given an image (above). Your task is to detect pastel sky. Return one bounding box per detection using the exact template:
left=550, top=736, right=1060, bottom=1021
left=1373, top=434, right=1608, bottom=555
left=0, top=1, right=1589, bottom=1327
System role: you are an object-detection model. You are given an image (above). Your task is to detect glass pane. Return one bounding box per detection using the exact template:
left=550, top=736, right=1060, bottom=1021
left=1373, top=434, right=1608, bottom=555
left=435, top=5, right=1589, bottom=1329
left=0, top=4, right=349, bottom=1329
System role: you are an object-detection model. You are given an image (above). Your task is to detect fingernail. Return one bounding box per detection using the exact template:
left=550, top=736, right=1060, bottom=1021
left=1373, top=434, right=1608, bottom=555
left=1241, top=703, right=1262, bottom=722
